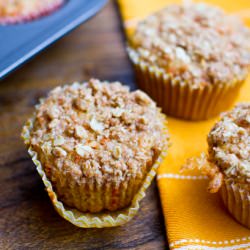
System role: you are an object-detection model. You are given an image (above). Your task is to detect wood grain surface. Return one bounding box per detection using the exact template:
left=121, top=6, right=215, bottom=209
left=0, top=2, right=168, bottom=249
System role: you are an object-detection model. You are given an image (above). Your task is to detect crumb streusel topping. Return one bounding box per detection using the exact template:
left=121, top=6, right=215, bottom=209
left=28, top=79, right=167, bottom=184
left=208, top=103, right=250, bottom=184
left=129, top=3, right=250, bottom=88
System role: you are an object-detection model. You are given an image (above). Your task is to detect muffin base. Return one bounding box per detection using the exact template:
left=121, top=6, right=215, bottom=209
left=129, top=50, right=244, bottom=120
left=54, top=171, right=149, bottom=213
left=22, top=116, right=168, bottom=228
left=220, top=180, right=250, bottom=229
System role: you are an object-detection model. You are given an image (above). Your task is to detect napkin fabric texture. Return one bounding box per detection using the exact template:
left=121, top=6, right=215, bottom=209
left=117, top=0, right=250, bottom=249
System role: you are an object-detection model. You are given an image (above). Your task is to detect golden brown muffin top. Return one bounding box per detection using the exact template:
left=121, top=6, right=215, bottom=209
left=208, top=103, right=250, bottom=184
left=26, top=79, right=167, bottom=184
left=129, top=3, right=250, bottom=88
left=0, top=0, right=64, bottom=24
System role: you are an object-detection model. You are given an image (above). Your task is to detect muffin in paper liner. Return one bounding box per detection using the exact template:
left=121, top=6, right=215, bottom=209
left=220, top=180, right=250, bottom=229
left=21, top=108, right=169, bottom=228
left=127, top=3, right=250, bottom=121
left=128, top=49, right=245, bottom=121
left=183, top=103, right=250, bottom=228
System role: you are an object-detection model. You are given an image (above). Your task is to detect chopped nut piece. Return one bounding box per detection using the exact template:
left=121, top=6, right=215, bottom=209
left=74, top=98, right=87, bottom=111
left=54, top=135, right=65, bottom=146
left=88, top=141, right=99, bottom=149
left=61, top=143, right=74, bottom=152
left=112, top=108, right=125, bottom=117
left=102, top=165, right=113, bottom=174
left=47, top=107, right=60, bottom=119
left=134, top=90, right=152, bottom=105
left=112, top=146, right=122, bottom=159
left=75, top=144, right=93, bottom=157
left=175, top=47, right=190, bottom=64
left=75, top=125, right=87, bottom=139
left=48, top=119, right=59, bottom=129
left=53, top=147, right=67, bottom=157
left=90, top=118, right=104, bottom=133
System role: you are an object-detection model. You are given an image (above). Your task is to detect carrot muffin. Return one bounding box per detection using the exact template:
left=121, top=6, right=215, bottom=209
left=0, top=0, right=64, bottom=24
left=128, top=3, right=250, bottom=120
left=23, top=79, right=168, bottom=213
left=188, top=103, right=250, bottom=227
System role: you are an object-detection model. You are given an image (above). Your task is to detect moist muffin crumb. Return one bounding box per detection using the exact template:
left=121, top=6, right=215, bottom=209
left=25, top=79, right=168, bottom=213
left=129, top=3, right=250, bottom=88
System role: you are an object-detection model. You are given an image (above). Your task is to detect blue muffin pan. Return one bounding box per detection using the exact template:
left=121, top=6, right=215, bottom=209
left=0, top=0, right=107, bottom=79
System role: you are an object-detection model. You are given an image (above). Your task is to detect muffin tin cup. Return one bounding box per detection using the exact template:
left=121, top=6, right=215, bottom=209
left=0, top=0, right=107, bottom=79
left=0, top=0, right=65, bottom=25
left=220, top=180, right=250, bottom=229
left=128, top=50, right=245, bottom=120
left=21, top=116, right=169, bottom=228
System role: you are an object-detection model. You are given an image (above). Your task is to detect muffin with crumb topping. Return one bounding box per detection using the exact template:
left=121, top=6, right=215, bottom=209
left=22, top=79, right=168, bottom=213
left=189, top=103, right=250, bottom=227
left=0, top=0, right=64, bottom=24
left=128, top=3, right=250, bottom=120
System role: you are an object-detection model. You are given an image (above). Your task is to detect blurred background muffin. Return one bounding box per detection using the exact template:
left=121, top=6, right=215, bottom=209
left=23, top=79, right=168, bottom=213
left=128, top=3, right=250, bottom=120
left=0, top=0, right=65, bottom=24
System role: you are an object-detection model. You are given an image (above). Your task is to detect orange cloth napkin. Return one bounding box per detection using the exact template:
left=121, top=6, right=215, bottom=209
left=117, top=0, right=250, bottom=249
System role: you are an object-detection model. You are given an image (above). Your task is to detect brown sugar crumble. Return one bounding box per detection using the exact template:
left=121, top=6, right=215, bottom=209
left=27, top=79, right=167, bottom=186
left=208, top=103, right=250, bottom=186
left=129, top=3, right=250, bottom=88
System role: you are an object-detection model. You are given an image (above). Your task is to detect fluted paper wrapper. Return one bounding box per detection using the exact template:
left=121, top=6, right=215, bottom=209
left=220, top=180, right=250, bottom=229
left=21, top=117, right=168, bottom=228
left=128, top=49, right=244, bottom=120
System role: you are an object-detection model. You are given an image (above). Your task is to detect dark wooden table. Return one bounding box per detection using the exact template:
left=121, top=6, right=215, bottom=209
left=0, top=2, right=167, bottom=249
